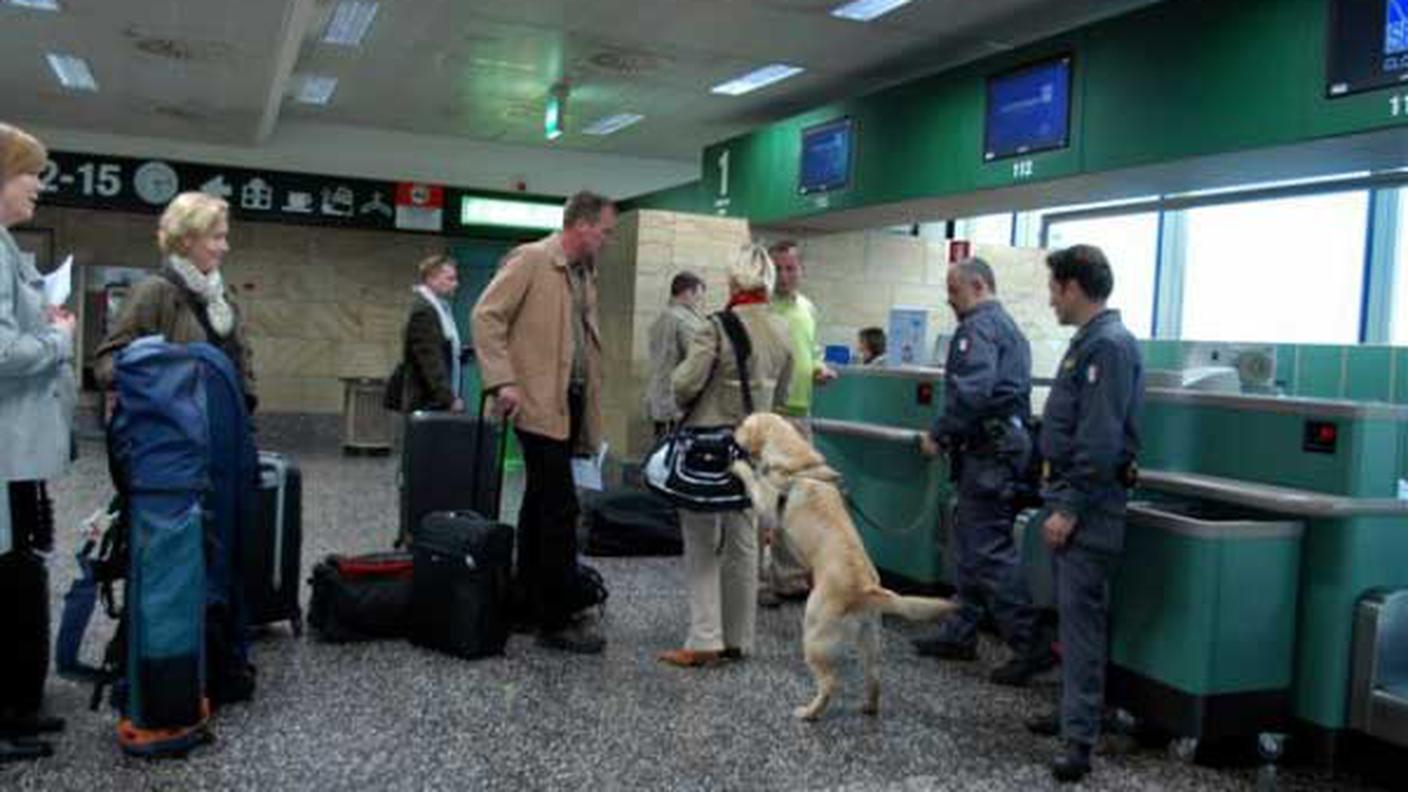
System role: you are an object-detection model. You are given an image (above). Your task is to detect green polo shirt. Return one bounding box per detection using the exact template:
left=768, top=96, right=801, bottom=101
left=771, top=292, right=820, bottom=417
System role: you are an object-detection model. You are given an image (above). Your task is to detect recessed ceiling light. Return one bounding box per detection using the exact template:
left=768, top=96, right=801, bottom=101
left=323, top=0, right=378, bottom=47
left=582, top=113, right=644, bottom=136
left=830, top=0, right=913, bottom=22
left=711, top=64, right=805, bottom=96
left=8, top=0, right=61, bottom=10
left=296, top=75, right=338, bottom=105
left=45, top=53, right=97, bottom=91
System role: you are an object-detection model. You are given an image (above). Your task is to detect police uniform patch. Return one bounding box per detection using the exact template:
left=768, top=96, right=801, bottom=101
left=1087, top=364, right=1099, bottom=384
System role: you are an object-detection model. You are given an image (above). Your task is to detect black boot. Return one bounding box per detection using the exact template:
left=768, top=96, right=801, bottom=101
left=911, top=636, right=977, bottom=660
left=990, top=643, right=1059, bottom=687
left=0, top=712, right=65, bottom=738
left=1025, top=711, right=1059, bottom=737
left=1052, top=740, right=1092, bottom=783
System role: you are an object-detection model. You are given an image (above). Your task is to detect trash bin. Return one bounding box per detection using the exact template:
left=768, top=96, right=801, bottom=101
left=341, top=377, right=394, bottom=456
left=1108, top=498, right=1304, bottom=741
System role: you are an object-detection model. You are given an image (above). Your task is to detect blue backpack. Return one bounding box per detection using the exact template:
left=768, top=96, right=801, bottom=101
left=67, top=337, right=259, bottom=757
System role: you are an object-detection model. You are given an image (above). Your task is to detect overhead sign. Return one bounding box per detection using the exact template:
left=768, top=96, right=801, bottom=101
left=37, top=151, right=564, bottom=237
left=39, top=151, right=407, bottom=231
left=459, top=196, right=562, bottom=230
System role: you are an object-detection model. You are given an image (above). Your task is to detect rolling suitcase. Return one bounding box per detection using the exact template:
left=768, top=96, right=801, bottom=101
left=409, top=511, right=514, bottom=659
left=400, top=409, right=505, bottom=544
left=243, top=451, right=304, bottom=635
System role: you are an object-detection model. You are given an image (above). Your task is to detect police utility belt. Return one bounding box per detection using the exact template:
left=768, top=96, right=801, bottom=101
left=1040, top=459, right=1141, bottom=489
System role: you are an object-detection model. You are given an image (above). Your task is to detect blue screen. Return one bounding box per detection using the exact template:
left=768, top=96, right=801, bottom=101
left=1387, top=0, right=1408, bottom=55
left=799, top=118, right=853, bottom=194
left=984, top=57, right=1071, bottom=161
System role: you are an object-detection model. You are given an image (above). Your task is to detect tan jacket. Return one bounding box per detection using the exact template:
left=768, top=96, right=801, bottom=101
left=471, top=233, right=603, bottom=453
left=94, top=267, right=255, bottom=399
left=672, top=303, right=793, bottom=428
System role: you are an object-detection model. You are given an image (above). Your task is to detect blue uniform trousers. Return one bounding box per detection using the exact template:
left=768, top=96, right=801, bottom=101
left=938, top=449, right=1038, bottom=651
left=1053, top=513, right=1122, bottom=746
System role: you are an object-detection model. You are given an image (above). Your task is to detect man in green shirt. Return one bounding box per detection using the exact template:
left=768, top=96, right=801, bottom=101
left=760, top=240, right=837, bottom=606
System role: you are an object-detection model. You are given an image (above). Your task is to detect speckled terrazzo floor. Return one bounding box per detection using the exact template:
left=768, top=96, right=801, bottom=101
left=0, top=436, right=1387, bottom=791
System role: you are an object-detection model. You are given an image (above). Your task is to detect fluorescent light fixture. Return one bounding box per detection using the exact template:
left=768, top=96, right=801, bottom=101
left=461, top=197, right=564, bottom=230
left=711, top=64, right=804, bottom=96
left=9, top=0, right=61, bottom=10
left=582, top=113, right=644, bottom=136
left=830, top=0, right=913, bottom=22
left=296, top=75, right=338, bottom=105
left=45, top=53, right=97, bottom=91
left=545, top=94, right=564, bottom=140
left=322, top=1, right=378, bottom=47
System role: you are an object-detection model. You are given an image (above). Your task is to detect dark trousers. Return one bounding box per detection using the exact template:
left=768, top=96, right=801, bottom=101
left=515, top=387, right=584, bottom=631
left=939, top=450, right=1038, bottom=652
left=1053, top=526, right=1120, bottom=747
left=1, top=482, right=52, bottom=719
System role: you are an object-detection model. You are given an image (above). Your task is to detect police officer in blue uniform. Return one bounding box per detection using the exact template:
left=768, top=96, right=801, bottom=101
left=1028, top=244, right=1144, bottom=783
left=912, top=258, right=1054, bottom=686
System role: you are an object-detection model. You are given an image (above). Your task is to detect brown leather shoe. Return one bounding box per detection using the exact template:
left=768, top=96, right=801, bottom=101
left=657, top=648, right=723, bottom=668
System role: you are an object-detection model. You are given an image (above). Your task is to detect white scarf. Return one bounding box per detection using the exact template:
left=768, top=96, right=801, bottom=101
left=414, top=284, right=462, bottom=397
left=169, top=255, right=234, bottom=337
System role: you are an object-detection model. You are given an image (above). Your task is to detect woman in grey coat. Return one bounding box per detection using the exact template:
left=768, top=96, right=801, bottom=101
left=0, top=122, right=76, bottom=761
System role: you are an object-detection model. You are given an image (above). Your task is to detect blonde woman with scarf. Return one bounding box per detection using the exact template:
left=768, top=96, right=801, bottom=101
left=658, top=243, right=795, bottom=668
left=95, top=191, right=255, bottom=411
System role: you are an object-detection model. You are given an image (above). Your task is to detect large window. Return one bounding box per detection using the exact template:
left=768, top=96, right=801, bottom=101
left=1045, top=213, right=1159, bottom=338
left=954, top=213, right=1014, bottom=246
left=1178, top=191, right=1369, bottom=344
left=1394, top=189, right=1408, bottom=345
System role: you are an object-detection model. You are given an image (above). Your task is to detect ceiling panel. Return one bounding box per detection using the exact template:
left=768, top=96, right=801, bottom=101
left=0, top=0, right=1164, bottom=159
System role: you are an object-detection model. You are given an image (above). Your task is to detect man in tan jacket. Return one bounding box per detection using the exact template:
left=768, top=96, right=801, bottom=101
left=471, top=191, right=615, bottom=655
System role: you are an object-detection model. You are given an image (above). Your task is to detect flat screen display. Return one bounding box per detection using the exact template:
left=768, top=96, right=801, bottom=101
left=1327, top=0, right=1408, bottom=97
left=983, top=55, right=1072, bottom=162
left=798, top=117, right=854, bottom=195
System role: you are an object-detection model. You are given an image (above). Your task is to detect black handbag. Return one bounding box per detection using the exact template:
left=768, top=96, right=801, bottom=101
left=644, top=311, right=755, bottom=512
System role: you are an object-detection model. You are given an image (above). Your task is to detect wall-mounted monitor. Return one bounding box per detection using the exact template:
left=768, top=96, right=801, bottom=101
left=983, top=55, right=1072, bottom=162
left=1326, top=0, right=1408, bottom=97
left=798, top=117, right=854, bottom=195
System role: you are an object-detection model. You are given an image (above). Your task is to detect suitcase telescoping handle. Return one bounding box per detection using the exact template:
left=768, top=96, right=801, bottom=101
left=478, top=391, right=510, bottom=520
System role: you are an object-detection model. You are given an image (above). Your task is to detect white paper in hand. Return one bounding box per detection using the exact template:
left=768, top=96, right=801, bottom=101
left=43, top=255, right=73, bottom=307
left=571, top=443, right=609, bottom=491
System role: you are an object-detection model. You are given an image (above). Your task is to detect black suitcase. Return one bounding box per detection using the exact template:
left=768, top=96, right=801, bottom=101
left=409, top=511, right=514, bottom=659
left=308, top=552, right=415, bottom=642
left=0, top=549, right=48, bottom=717
left=243, top=451, right=304, bottom=634
left=583, top=489, right=683, bottom=557
left=400, top=411, right=505, bottom=543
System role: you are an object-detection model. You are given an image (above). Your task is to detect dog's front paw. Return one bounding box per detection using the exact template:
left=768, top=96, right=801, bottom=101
left=731, top=460, right=754, bottom=480
left=793, top=705, right=820, bottom=721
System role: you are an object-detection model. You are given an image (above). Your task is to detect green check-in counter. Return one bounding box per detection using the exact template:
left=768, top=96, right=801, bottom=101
left=811, top=366, right=952, bottom=592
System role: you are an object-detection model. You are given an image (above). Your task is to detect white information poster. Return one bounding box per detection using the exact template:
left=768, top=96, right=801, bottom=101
left=888, top=306, right=930, bottom=367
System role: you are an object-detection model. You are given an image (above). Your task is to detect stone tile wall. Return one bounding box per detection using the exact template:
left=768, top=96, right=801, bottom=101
left=33, top=206, right=448, bottom=414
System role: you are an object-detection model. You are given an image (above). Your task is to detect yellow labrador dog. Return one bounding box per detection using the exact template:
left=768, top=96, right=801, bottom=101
left=732, top=413, right=957, bottom=720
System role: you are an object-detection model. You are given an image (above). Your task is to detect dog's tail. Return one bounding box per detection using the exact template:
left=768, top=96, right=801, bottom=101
left=862, top=586, right=958, bottom=622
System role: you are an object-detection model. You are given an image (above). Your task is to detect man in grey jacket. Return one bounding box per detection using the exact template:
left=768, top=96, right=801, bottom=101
left=645, top=271, right=705, bottom=439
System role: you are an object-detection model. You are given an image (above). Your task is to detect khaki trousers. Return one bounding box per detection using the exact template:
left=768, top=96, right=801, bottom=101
left=680, top=509, right=758, bottom=652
